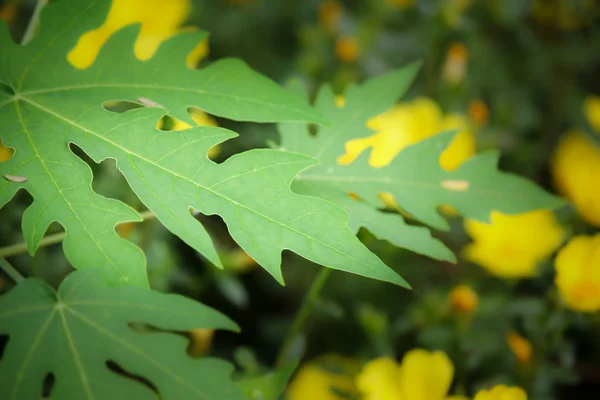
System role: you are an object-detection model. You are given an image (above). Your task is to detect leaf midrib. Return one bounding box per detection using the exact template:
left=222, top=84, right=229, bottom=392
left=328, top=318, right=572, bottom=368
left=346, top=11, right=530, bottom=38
left=66, top=306, right=213, bottom=399
left=58, top=305, right=94, bottom=400
left=17, top=96, right=386, bottom=277
left=17, top=83, right=318, bottom=122
left=4, top=299, right=214, bottom=400
left=297, top=173, right=538, bottom=199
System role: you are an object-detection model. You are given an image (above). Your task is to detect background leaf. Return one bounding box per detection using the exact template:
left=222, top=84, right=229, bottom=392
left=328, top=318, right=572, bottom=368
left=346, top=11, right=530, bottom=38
left=278, top=65, right=564, bottom=268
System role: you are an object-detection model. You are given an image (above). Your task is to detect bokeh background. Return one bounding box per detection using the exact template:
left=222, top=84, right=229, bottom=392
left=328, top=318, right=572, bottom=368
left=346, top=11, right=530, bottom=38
left=1, top=0, right=600, bottom=399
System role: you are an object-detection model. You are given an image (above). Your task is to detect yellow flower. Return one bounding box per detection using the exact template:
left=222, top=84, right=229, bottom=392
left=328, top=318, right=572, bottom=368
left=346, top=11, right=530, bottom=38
left=449, top=284, right=478, bottom=315
left=507, top=331, right=533, bottom=364
left=356, top=357, right=402, bottom=400
left=554, top=234, right=600, bottom=312
left=469, top=99, right=489, bottom=127
left=473, top=385, right=527, bottom=400
left=68, top=0, right=208, bottom=69
left=318, top=1, right=343, bottom=34
left=0, top=139, right=13, bottom=162
left=464, top=210, right=565, bottom=279
left=187, top=328, right=214, bottom=357
left=335, top=36, right=359, bottom=63
left=443, top=43, right=469, bottom=84
left=337, top=98, right=475, bottom=171
left=337, top=98, right=474, bottom=211
left=288, top=356, right=357, bottom=400
left=585, top=95, right=600, bottom=133
left=551, top=130, right=600, bottom=227
left=356, top=349, right=455, bottom=400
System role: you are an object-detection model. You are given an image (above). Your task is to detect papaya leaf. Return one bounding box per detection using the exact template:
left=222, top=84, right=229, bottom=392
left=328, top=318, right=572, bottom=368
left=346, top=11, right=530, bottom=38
left=278, top=64, right=563, bottom=263
left=0, top=269, right=245, bottom=400
left=0, top=0, right=407, bottom=287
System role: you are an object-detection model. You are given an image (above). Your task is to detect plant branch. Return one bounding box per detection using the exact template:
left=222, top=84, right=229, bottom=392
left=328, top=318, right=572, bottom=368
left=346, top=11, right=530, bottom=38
left=21, top=0, right=48, bottom=45
left=0, top=256, right=24, bottom=282
left=275, top=268, right=333, bottom=368
left=0, top=210, right=156, bottom=258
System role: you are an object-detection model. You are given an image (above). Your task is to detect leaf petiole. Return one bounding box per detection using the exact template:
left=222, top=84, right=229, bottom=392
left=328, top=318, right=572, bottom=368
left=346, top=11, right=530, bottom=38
left=21, top=0, right=48, bottom=45
left=0, top=256, right=24, bottom=282
left=0, top=210, right=156, bottom=258
left=275, top=268, right=333, bottom=368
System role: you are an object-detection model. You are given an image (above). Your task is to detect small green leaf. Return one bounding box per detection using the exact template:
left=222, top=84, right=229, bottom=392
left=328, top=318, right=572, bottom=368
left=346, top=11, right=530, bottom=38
left=236, top=362, right=299, bottom=400
left=0, top=269, right=245, bottom=400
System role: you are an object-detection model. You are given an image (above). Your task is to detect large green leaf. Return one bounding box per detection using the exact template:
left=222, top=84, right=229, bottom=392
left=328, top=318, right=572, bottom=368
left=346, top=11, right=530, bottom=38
left=0, top=0, right=406, bottom=287
left=0, top=269, right=245, bottom=400
left=278, top=65, right=563, bottom=262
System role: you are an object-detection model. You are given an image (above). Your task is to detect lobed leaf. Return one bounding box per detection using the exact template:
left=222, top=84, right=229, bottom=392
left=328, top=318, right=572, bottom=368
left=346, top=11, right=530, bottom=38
left=279, top=64, right=563, bottom=262
left=0, top=0, right=407, bottom=287
left=0, top=269, right=245, bottom=400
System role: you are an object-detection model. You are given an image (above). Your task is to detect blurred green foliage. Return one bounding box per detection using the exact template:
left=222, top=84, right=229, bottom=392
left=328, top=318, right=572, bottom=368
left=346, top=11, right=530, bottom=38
left=1, top=0, right=600, bottom=399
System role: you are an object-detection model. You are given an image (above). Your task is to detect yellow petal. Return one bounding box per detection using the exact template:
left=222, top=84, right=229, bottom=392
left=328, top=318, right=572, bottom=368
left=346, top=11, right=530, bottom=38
left=0, top=139, right=14, bottom=162
left=190, top=108, right=218, bottom=127
left=473, top=385, right=527, bottom=400
left=554, top=234, right=600, bottom=312
left=585, top=95, right=600, bottom=133
left=186, top=37, right=210, bottom=69
left=337, top=136, right=379, bottom=165
left=338, top=98, right=474, bottom=171
left=551, top=130, right=600, bottom=227
left=398, top=349, right=454, bottom=400
left=440, top=114, right=476, bottom=171
left=463, top=210, right=565, bottom=279
left=356, top=357, right=403, bottom=400
left=289, top=357, right=356, bottom=400
left=68, top=0, right=191, bottom=68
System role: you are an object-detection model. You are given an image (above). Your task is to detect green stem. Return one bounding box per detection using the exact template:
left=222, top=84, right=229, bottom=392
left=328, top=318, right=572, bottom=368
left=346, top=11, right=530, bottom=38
left=275, top=268, right=333, bottom=368
left=0, top=256, right=24, bottom=282
left=0, top=210, right=156, bottom=258
left=0, top=231, right=65, bottom=258
left=21, top=0, right=48, bottom=45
